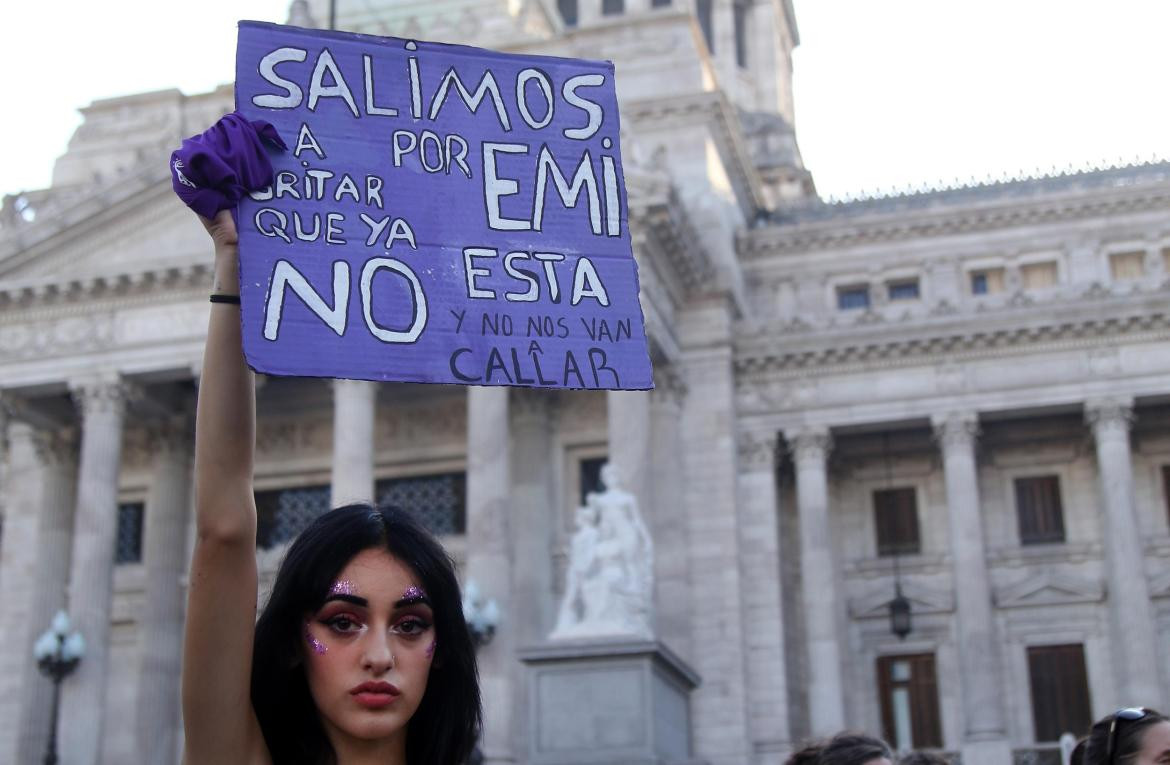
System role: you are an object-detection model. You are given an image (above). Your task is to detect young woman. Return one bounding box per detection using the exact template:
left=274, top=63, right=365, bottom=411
left=181, top=205, right=481, bottom=765
left=1082, top=708, right=1170, bottom=765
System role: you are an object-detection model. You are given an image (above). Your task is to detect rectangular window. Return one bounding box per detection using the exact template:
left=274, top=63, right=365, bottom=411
left=651, top=0, right=672, bottom=6
left=115, top=502, right=145, bottom=564
left=1109, top=251, right=1145, bottom=281
left=1021, top=261, right=1058, bottom=289
left=877, top=654, right=943, bottom=750
left=1015, top=475, right=1065, bottom=545
left=579, top=456, right=607, bottom=506
left=1028, top=644, right=1092, bottom=742
left=1162, top=247, right=1170, bottom=275
left=837, top=284, right=871, bottom=310
left=557, top=0, right=578, bottom=26
left=733, top=2, right=748, bottom=68
left=256, top=485, right=331, bottom=549
left=602, top=0, right=624, bottom=15
left=696, top=0, right=714, bottom=53
left=887, top=279, right=921, bottom=301
left=873, top=487, right=921, bottom=556
left=376, top=472, right=467, bottom=536
left=970, top=268, right=1005, bottom=295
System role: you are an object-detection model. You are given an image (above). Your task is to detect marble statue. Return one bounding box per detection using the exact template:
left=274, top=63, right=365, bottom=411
left=551, top=463, right=654, bottom=640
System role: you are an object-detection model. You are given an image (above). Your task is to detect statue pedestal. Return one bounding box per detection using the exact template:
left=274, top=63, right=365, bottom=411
left=518, top=639, right=704, bottom=765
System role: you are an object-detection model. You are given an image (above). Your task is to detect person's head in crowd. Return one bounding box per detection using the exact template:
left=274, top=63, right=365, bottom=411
left=250, top=503, right=481, bottom=765
left=1070, top=738, right=1087, bottom=765
left=784, top=742, right=825, bottom=765
left=1083, top=708, right=1170, bottom=765
left=818, top=732, right=894, bottom=765
left=898, top=751, right=950, bottom=765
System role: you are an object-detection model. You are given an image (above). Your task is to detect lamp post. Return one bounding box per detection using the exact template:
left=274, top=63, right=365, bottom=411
left=461, top=579, right=500, bottom=648
left=33, top=610, right=85, bottom=765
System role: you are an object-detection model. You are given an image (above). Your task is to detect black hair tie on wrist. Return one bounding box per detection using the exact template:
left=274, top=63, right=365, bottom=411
left=209, top=293, right=241, bottom=304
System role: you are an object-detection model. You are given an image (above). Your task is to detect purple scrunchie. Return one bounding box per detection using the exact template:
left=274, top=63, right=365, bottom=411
left=169, top=112, right=286, bottom=219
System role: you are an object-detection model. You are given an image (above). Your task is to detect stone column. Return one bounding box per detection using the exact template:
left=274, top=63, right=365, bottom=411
left=737, top=428, right=790, bottom=762
left=648, top=376, right=691, bottom=657
left=0, top=421, right=77, bottom=764
left=788, top=426, right=846, bottom=735
left=607, top=390, right=652, bottom=520
left=59, top=379, right=131, bottom=765
left=136, top=417, right=193, bottom=765
left=465, top=386, right=515, bottom=763
left=331, top=379, right=377, bottom=506
left=510, top=391, right=556, bottom=643
left=932, top=413, right=1010, bottom=765
left=1086, top=399, right=1163, bottom=707
left=15, top=428, right=78, bottom=764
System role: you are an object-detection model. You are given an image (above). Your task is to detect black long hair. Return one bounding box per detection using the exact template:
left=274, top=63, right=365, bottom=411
left=817, top=732, right=892, bottom=765
left=250, top=503, right=481, bottom=764
left=1083, top=709, right=1168, bottom=765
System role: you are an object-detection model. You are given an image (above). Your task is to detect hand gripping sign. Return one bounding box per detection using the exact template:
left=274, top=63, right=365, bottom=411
left=234, top=21, right=654, bottom=390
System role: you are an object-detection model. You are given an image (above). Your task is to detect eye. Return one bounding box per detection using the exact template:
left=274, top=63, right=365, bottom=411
left=324, top=614, right=363, bottom=634
left=393, top=617, right=431, bottom=636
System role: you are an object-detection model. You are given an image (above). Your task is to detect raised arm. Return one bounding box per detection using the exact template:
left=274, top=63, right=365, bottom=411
left=182, top=210, right=269, bottom=764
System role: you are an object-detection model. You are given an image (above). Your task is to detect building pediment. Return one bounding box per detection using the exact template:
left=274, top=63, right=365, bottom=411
left=849, top=580, right=954, bottom=619
left=0, top=177, right=205, bottom=284
left=994, top=572, right=1104, bottom=609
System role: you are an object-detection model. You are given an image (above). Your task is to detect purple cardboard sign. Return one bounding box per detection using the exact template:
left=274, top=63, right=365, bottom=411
left=234, top=21, right=653, bottom=390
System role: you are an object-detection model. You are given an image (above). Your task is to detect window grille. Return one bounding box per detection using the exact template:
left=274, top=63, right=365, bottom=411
left=876, top=654, right=943, bottom=750
left=1027, top=644, right=1091, bottom=742
left=1014, top=475, right=1065, bottom=545
left=115, top=502, right=145, bottom=564
left=837, top=285, right=871, bottom=310
left=1109, top=251, right=1145, bottom=281
left=873, top=487, right=920, bottom=556
left=602, top=0, right=624, bottom=14
left=255, top=485, right=331, bottom=549
left=887, top=280, right=920, bottom=301
left=377, top=472, right=467, bottom=536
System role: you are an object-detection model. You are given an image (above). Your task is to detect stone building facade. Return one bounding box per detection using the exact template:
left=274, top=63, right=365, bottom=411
left=0, top=0, right=1168, bottom=764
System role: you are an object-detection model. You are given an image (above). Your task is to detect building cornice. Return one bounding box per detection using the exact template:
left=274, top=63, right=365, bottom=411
left=734, top=286, right=1170, bottom=378
left=745, top=178, right=1170, bottom=256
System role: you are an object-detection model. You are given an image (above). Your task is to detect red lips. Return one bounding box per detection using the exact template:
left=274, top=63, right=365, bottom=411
left=350, top=681, right=401, bottom=709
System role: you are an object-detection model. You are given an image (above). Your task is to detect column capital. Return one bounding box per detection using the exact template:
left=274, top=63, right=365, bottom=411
left=932, top=411, right=980, bottom=451
left=145, top=416, right=193, bottom=456
left=786, top=425, right=832, bottom=463
left=737, top=429, right=780, bottom=471
left=1085, top=397, right=1135, bottom=437
left=69, top=376, right=138, bottom=418
left=651, top=366, right=687, bottom=408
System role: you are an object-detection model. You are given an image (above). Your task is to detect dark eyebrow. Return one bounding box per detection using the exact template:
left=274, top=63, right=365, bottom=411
left=395, top=594, right=432, bottom=609
left=323, top=594, right=368, bottom=607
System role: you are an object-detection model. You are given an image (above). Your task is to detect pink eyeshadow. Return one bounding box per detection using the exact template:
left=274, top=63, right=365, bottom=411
left=330, top=580, right=357, bottom=596
left=305, top=623, right=327, bottom=655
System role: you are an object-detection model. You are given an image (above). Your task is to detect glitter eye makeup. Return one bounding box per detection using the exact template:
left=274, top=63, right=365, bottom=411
left=304, top=622, right=327, bottom=655
left=426, top=640, right=437, bottom=659
left=402, top=585, right=427, bottom=601
left=329, top=580, right=357, bottom=597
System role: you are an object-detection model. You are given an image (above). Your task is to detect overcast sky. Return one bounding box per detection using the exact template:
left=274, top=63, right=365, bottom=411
left=3, top=1, right=1168, bottom=201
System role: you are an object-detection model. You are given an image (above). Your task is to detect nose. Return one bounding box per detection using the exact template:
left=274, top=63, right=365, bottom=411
left=360, top=631, right=395, bottom=674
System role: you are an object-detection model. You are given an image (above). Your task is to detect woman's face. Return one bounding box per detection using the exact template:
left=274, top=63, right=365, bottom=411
left=1132, top=721, right=1170, bottom=765
left=302, top=548, right=436, bottom=750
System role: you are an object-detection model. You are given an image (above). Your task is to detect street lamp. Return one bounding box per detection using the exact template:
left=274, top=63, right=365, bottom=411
left=33, top=610, right=85, bottom=765
left=461, top=579, right=500, bottom=648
